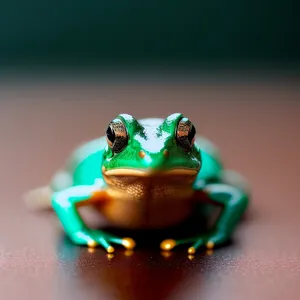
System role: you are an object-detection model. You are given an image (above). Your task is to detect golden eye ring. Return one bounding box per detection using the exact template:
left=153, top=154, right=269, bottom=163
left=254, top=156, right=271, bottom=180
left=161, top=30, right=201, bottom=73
left=176, top=117, right=196, bottom=151
left=106, top=119, right=128, bottom=153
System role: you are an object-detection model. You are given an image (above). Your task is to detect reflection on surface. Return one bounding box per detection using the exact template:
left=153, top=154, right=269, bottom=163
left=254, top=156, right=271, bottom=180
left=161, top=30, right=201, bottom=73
left=54, top=209, right=238, bottom=300
left=56, top=236, right=199, bottom=300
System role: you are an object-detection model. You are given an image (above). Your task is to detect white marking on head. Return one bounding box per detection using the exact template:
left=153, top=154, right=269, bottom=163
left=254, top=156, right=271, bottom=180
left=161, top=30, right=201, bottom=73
left=135, top=125, right=171, bottom=154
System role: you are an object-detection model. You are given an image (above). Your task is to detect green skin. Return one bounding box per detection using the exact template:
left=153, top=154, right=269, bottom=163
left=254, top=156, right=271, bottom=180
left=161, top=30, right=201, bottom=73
left=51, top=113, right=249, bottom=253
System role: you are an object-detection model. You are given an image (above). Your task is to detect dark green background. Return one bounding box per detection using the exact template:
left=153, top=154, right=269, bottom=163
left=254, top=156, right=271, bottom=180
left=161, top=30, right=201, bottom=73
left=0, top=1, right=299, bottom=68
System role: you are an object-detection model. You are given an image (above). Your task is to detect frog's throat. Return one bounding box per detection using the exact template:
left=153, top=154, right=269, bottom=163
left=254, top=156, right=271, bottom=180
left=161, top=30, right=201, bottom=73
left=103, top=168, right=198, bottom=177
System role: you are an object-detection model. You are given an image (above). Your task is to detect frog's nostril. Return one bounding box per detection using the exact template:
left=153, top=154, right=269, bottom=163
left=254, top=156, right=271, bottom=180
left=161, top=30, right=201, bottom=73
left=139, top=151, right=146, bottom=159
left=163, top=149, right=169, bottom=157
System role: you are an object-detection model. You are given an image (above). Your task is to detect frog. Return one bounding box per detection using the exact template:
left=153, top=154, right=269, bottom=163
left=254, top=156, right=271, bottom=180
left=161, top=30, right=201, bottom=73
left=25, top=113, right=249, bottom=255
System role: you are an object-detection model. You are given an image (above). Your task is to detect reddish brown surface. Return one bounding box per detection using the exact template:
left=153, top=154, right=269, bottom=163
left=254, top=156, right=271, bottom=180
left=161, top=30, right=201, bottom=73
left=0, top=78, right=300, bottom=300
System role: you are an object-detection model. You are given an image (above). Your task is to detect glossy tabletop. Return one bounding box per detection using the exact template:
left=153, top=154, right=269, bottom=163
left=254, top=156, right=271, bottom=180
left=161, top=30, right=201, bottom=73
left=0, top=76, right=300, bottom=300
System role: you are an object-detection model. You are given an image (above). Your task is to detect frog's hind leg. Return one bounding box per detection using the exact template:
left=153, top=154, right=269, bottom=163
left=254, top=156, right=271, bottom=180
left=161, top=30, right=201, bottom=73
left=24, top=169, right=73, bottom=211
left=219, top=169, right=251, bottom=197
left=24, top=137, right=106, bottom=211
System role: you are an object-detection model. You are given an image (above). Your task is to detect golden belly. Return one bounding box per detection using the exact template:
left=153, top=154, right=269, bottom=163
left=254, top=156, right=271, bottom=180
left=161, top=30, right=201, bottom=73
left=99, top=175, right=195, bottom=229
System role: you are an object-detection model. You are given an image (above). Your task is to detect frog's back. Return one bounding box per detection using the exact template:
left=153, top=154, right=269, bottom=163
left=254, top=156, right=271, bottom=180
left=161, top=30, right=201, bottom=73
left=51, top=117, right=223, bottom=191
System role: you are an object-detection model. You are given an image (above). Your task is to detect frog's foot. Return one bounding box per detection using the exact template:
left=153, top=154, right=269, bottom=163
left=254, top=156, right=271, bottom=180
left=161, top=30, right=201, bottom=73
left=160, top=231, right=228, bottom=255
left=70, top=229, right=136, bottom=253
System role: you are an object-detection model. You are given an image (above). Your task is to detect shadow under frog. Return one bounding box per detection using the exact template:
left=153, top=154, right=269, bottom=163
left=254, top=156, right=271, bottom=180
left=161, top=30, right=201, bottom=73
left=54, top=207, right=235, bottom=300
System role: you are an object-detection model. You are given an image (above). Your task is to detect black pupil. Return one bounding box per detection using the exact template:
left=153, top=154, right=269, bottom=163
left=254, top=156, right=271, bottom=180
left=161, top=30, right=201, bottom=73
left=188, top=125, right=196, bottom=144
left=106, top=126, right=115, bottom=143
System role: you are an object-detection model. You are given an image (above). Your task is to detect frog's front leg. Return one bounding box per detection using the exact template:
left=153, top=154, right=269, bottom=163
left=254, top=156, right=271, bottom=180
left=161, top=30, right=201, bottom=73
left=160, top=184, right=249, bottom=254
left=52, top=185, right=136, bottom=253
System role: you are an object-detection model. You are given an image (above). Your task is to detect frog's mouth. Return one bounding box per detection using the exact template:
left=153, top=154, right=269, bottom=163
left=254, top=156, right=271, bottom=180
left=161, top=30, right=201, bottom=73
left=102, top=168, right=198, bottom=190
left=103, top=168, right=198, bottom=177
left=102, top=167, right=197, bottom=203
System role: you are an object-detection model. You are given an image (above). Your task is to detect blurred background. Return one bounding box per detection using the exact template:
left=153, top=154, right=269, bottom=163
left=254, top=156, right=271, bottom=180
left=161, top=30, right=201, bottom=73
left=0, top=0, right=299, bottom=75
left=0, top=2, right=300, bottom=300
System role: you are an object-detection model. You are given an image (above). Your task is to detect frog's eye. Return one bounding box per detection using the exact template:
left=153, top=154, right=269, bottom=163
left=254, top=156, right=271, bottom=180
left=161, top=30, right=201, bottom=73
left=106, top=119, right=128, bottom=153
left=176, top=117, right=196, bottom=151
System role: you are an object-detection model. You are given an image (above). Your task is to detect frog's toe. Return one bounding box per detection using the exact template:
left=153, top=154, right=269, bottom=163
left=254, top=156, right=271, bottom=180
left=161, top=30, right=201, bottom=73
left=187, top=238, right=205, bottom=254
left=121, top=237, right=136, bottom=250
left=187, top=247, right=196, bottom=255
left=160, top=233, right=227, bottom=255
left=187, top=233, right=226, bottom=254
left=71, top=229, right=114, bottom=252
left=87, top=240, right=98, bottom=248
left=106, top=246, right=115, bottom=253
left=108, top=236, right=137, bottom=251
left=159, top=237, right=207, bottom=254
left=94, top=235, right=115, bottom=253
left=70, top=231, right=97, bottom=247
left=160, top=239, right=177, bottom=251
left=206, top=240, right=215, bottom=249
left=87, top=240, right=114, bottom=253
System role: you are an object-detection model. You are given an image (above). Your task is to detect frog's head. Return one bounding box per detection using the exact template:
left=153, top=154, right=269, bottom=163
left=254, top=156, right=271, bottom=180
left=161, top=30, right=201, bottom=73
left=102, top=113, right=201, bottom=182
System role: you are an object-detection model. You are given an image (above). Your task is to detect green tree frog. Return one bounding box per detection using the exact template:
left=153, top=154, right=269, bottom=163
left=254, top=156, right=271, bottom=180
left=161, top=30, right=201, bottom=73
left=26, top=113, right=249, bottom=255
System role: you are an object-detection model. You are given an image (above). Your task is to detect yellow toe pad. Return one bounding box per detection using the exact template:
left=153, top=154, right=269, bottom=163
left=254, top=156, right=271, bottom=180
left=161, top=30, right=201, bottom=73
left=160, top=239, right=176, bottom=251
left=122, top=238, right=136, bottom=250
